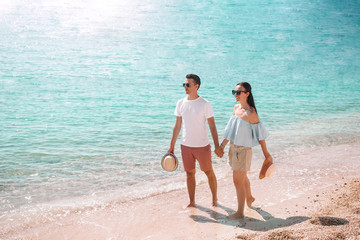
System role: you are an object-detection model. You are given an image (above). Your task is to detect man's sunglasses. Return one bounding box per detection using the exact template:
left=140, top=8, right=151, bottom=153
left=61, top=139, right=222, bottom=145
left=232, top=90, right=248, bottom=95
left=183, top=83, right=191, bottom=87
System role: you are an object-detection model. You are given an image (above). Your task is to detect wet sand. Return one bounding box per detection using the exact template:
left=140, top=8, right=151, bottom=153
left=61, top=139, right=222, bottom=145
left=2, top=142, right=360, bottom=240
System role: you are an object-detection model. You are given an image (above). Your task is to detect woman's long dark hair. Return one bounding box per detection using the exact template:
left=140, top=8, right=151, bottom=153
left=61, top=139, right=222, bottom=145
left=237, top=82, right=257, bottom=113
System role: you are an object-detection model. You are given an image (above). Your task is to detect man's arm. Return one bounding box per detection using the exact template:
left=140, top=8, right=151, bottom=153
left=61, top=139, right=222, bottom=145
left=168, top=116, right=182, bottom=154
left=207, top=117, right=220, bottom=149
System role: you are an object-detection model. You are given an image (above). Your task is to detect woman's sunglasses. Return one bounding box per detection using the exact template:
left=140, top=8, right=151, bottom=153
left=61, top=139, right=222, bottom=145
left=232, top=90, right=247, bottom=95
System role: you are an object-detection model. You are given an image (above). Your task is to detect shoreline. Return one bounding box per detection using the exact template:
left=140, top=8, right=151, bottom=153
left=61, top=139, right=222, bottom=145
left=2, top=141, right=360, bottom=239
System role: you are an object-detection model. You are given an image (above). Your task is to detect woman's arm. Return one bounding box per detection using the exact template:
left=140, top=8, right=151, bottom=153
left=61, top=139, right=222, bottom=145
left=259, top=140, right=272, bottom=160
left=220, top=139, right=229, bottom=151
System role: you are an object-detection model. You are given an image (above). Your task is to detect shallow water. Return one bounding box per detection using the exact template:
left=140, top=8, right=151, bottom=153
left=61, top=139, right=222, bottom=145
left=0, top=0, right=359, bottom=218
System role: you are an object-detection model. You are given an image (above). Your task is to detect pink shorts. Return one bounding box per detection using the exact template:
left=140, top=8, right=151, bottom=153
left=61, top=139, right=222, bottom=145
left=181, top=144, right=212, bottom=172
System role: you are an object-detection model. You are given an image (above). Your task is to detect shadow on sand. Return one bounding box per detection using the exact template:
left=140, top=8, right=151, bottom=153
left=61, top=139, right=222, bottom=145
left=189, top=204, right=310, bottom=231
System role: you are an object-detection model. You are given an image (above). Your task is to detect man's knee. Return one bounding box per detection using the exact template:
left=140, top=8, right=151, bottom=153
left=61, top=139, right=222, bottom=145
left=204, top=168, right=215, bottom=178
left=186, top=169, right=196, bottom=179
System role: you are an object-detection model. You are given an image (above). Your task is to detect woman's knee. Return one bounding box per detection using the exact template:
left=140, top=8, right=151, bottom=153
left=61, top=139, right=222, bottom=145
left=233, top=171, right=246, bottom=186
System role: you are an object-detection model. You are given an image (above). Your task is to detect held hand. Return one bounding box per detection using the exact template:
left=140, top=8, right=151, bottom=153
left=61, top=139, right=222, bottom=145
left=220, top=148, right=224, bottom=158
left=213, top=148, right=218, bottom=157
left=219, top=145, right=225, bottom=157
left=214, top=146, right=224, bottom=158
left=218, top=149, right=224, bottom=158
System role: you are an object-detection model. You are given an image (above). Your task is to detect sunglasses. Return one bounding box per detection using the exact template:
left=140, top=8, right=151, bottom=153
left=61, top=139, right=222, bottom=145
left=232, top=90, right=247, bottom=95
left=183, top=83, right=191, bottom=87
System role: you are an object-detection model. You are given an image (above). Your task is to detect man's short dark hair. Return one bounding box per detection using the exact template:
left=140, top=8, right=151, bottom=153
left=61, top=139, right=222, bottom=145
left=186, top=74, right=201, bottom=89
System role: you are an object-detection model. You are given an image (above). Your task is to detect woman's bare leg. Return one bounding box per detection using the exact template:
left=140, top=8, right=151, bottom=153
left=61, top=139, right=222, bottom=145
left=228, top=171, right=247, bottom=219
left=245, top=175, right=255, bottom=208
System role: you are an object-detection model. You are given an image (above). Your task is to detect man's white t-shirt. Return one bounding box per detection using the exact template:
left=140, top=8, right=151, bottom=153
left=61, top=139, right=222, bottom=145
left=174, top=96, right=214, bottom=147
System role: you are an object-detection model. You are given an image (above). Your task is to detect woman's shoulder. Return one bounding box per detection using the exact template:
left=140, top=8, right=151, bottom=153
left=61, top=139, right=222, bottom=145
left=233, top=104, right=241, bottom=113
left=248, top=107, right=257, bottom=114
left=247, top=108, right=259, bottom=124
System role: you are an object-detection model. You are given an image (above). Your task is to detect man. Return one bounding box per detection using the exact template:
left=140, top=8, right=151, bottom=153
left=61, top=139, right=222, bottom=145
left=168, top=74, right=222, bottom=207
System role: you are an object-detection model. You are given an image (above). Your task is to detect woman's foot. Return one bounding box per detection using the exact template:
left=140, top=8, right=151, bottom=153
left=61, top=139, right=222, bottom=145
left=246, top=196, right=255, bottom=208
left=227, top=211, right=244, bottom=219
left=212, top=197, right=218, bottom=207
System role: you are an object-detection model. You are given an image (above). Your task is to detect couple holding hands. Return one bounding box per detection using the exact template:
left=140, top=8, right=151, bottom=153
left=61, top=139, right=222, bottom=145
left=168, top=74, right=273, bottom=219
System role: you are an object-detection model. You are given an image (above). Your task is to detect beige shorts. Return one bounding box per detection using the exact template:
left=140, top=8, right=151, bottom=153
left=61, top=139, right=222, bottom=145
left=228, top=144, right=252, bottom=171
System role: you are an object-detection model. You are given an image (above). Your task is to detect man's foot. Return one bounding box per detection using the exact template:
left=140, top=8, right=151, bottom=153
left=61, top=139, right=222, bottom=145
left=227, top=212, right=244, bottom=219
left=246, top=197, right=255, bottom=208
left=187, top=202, right=196, bottom=208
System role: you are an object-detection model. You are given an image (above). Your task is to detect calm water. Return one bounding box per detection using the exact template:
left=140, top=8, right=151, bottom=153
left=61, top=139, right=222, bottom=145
left=1, top=0, right=360, bottom=216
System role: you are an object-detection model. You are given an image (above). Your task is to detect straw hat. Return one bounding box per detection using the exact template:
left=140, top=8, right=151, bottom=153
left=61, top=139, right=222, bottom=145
left=259, top=156, right=276, bottom=179
left=161, top=153, right=179, bottom=172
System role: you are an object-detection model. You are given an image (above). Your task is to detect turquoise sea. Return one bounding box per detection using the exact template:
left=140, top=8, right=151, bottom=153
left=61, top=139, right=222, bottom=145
left=1, top=0, right=359, bottom=219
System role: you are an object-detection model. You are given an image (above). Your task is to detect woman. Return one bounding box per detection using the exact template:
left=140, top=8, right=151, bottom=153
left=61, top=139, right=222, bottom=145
left=218, top=82, right=272, bottom=219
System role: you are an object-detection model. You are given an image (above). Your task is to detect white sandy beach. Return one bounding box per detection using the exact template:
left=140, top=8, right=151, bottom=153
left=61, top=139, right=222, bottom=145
left=2, top=141, right=360, bottom=240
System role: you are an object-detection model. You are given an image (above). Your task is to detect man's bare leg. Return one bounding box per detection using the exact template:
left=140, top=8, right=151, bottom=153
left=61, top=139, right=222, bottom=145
left=205, top=168, right=218, bottom=206
left=186, top=169, right=196, bottom=207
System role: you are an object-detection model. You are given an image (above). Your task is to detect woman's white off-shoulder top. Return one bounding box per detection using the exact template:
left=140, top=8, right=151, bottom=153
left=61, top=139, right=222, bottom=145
left=224, top=115, right=269, bottom=147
